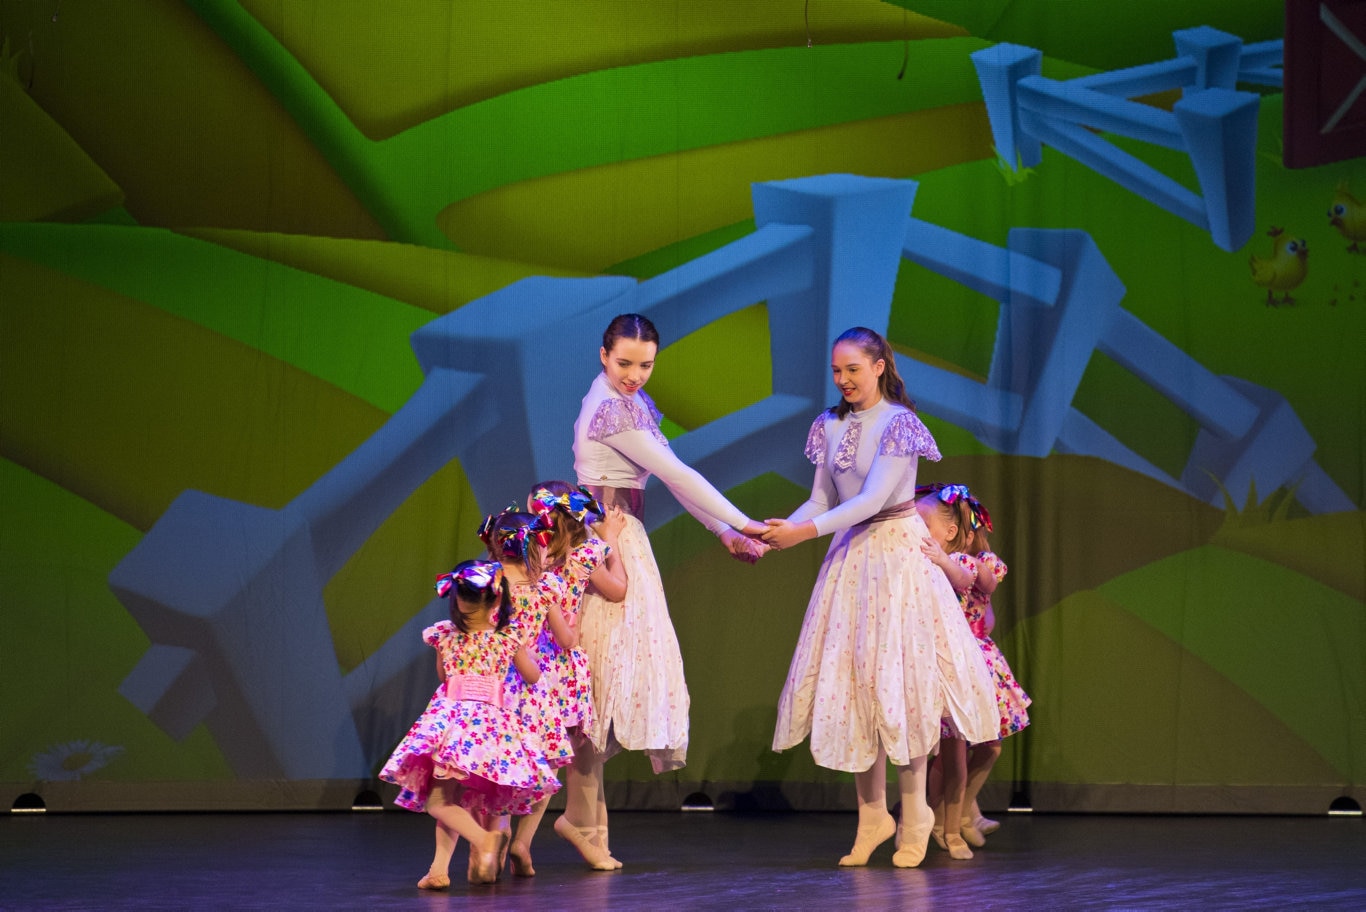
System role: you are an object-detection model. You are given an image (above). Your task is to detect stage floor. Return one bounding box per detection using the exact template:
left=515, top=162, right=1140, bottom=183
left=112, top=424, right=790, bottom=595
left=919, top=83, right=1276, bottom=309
left=2, top=810, right=1362, bottom=910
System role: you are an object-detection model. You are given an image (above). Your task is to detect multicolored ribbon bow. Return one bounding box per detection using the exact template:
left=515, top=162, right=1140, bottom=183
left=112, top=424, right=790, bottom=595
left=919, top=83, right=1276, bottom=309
left=476, top=504, right=519, bottom=546
left=435, top=560, right=504, bottom=597
left=530, top=487, right=604, bottom=526
left=915, top=482, right=993, bottom=532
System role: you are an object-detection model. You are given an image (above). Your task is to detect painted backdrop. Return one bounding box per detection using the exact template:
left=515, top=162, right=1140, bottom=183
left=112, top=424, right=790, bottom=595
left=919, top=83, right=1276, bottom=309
left=1, top=0, right=1362, bottom=814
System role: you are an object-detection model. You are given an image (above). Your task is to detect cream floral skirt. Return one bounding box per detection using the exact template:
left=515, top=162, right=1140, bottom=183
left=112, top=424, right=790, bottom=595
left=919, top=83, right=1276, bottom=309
left=773, top=513, right=998, bottom=772
left=578, top=514, right=688, bottom=773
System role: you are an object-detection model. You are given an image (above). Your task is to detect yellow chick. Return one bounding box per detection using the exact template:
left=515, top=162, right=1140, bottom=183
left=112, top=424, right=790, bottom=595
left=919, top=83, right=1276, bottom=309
left=1249, top=227, right=1308, bottom=306
left=1328, top=180, right=1366, bottom=253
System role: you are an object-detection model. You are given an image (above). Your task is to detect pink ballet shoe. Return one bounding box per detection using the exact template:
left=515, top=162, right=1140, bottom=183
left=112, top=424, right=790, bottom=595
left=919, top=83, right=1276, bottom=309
left=892, top=811, right=936, bottom=869
left=931, top=824, right=947, bottom=850
left=469, top=833, right=502, bottom=885
left=416, top=870, right=450, bottom=890
left=598, top=826, right=623, bottom=869
left=553, top=816, right=616, bottom=871
left=508, top=841, right=535, bottom=877
left=974, top=813, right=1001, bottom=835
left=837, top=811, right=896, bottom=866
left=960, top=816, right=986, bottom=848
left=945, top=832, right=975, bottom=860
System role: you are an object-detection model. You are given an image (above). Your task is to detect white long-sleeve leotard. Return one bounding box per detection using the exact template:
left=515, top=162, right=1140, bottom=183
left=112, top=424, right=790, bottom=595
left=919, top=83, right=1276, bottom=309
left=573, top=372, right=751, bottom=534
left=786, top=398, right=941, bottom=537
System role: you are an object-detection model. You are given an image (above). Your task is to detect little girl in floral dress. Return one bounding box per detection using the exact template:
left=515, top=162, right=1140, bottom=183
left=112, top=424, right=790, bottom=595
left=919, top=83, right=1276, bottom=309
left=526, top=481, right=627, bottom=870
left=916, top=483, right=1030, bottom=859
left=475, top=509, right=576, bottom=877
left=379, top=559, right=557, bottom=888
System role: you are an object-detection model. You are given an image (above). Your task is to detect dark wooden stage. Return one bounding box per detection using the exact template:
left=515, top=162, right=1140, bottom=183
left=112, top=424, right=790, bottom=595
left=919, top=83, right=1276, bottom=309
left=3, top=810, right=1362, bottom=910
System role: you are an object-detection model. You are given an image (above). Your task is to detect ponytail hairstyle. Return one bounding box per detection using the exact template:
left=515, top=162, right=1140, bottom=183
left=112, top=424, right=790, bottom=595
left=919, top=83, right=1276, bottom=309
left=478, top=509, right=553, bottom=576
left=433, top=559, right=512, bottom=632
left=915, top=483, right=992, bottom=554
left=528, top=480, right=604, bottom=570
left=602, top=313, right=661, bottom=354
left=831, top=326, right=916, bottom=418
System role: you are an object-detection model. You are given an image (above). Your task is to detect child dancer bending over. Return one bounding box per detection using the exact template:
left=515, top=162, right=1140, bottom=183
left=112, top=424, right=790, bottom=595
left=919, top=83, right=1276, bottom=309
left=916, top=483, right=1030, bottom=858
left=379, top=560, right=557, bottom=888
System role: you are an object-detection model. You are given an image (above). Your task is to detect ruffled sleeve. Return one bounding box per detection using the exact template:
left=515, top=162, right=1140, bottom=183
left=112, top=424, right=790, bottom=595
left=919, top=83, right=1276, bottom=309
left=422, top=621, right=451, bottom=647
left=949, top=552, right=980, bottom=589
left=586, top=396, right=668, bottom=445
left=978, top=551, right=1008, bottom=584
left=804, top=411, right=831, bottom=465
left=878, top=409, right=941, bottom=461
left=568, top=538, right=608, bottom=583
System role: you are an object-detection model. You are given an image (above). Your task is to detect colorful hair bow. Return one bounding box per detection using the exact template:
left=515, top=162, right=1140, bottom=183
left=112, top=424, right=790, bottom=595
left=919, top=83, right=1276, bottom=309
left=530, top=511, right=554, bottom=548
left=529, top=489, right=559, bottom=531
left=435, top=561, right=504, bottom=598
left=530, top=487, right=604, bottom=526
left=477, top=504, right=522, bottom=548
left=564, top=488, right=603, bottom=524
left=491, top=523, right=532, bottom=560
left=915, top=482, right=993, bottom=532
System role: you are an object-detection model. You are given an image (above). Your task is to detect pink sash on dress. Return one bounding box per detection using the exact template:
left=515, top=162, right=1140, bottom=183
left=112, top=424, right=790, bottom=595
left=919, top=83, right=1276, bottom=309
left=445, top=673, right=503, bottom=707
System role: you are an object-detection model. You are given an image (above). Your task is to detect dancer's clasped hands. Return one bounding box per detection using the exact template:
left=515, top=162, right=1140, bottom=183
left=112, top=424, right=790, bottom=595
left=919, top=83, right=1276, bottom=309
left=760, top=518, right=816, bottom=552
left=722, top=524, right=770, bottom=564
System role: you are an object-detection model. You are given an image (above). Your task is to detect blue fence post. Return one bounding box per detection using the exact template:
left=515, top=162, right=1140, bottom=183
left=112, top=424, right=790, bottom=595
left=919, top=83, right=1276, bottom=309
left=1173, top=25, right=1244, bottom=91
left=752, top=174, right=920, bottom=405
left=971, top=43, right=1044, bottom=169
left=1180, top=377, right=1323, bottom=509
left=986, top=229, right=1127, bottom=455
left=1174, top=88, right=1260, bottom=251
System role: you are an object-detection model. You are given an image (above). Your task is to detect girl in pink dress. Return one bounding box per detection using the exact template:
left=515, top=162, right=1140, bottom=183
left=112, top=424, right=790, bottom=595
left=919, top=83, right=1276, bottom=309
left=379, top=560, right=556, bottom=888
left=762, top=327, right=997, bottom=869
left=476, top=509, right=574, bottom=877
left=917, top=483, right=1030, bottom=857
left=565, top=313, right=769, bottom=869
left=511, top=481, right=628, bottom=872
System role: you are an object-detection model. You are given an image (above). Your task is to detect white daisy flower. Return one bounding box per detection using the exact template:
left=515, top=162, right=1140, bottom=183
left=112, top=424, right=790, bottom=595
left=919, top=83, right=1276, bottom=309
left=28, top=740, right=124, bottom=781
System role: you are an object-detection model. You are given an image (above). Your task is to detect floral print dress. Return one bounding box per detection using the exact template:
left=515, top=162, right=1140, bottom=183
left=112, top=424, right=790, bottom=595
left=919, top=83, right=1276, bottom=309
left=379, top=619, right=559, bottom=816
left=940, top=551, right=1031, bottom=740
left=503, top=574, right=574, bottom=770
left=535, top=538, right=603, bottom=733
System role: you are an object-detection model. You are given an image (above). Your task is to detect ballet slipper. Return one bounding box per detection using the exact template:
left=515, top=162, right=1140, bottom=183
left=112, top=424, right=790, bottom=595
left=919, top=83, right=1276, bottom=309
left=469, top=831, right=502, bottom=885
left=508, top=841, right=535, bottom=877
left=494, top=829, right=511, bottom=880
left=597, top=826, right=623, bottom=869
left=931, top=824, right=947, bottom=851
left=892, top=809, right=936, bottom=869
left=945, top=833, right=975, bottom=860
left=553, top=816, right=616, bottom=871
left=837, top=811, right=896, bottom=867
left=960, top=816, right=986, bottom=848
left=416, top=870, right=450, bottom=891
left=974, top=813, right=1000, bottom=835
